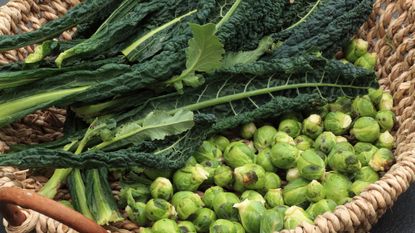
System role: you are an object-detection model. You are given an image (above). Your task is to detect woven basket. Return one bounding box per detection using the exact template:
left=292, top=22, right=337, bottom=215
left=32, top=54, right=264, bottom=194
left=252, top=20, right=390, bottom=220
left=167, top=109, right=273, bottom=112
left=0, top=0, right=414, bottom=232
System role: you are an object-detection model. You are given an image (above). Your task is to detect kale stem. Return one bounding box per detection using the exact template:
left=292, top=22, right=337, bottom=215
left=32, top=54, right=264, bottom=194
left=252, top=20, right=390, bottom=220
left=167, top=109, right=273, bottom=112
left=215, top=0, right=242, bottom=31
left=38, top=168, right=72, bottom=198
left=172, top=83, right=370, bottom=113
left=284, top=0, right=322, bottom=31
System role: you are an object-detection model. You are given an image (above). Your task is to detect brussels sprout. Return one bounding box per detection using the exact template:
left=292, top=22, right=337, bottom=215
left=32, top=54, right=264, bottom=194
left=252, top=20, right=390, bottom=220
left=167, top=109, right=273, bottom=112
left=253, top=125, right=278, bottom=150
left=194, top=141, right=223, bottom=163
left=350, top=117, right=380, bottom=143
left=313, top=132, right=337, bottom=154
left=224, top=141, right=256, bottom=168
left=259, top=208, right=284, bottom=233
left=145, top=198, right=177, bottom=221
left=211, top=135, right=231, bottom=152
left=286, top=168, right=301, bottom=182
left=234, top=164, right=266, bottom=190
left=233, top=222, right=246, bottom=233
left=119, top=184, right=150, bottom=208
left=354, top=52, right=377, bottom=70
left=178, top=221, right=197, bottom=233
left=241, top=140, right=257, bottom=154
left=351, top=180, right=371, bottom=195
left=315, top=150, right=328, bottom=163
left=241, top=190, right=266, bottom=204
left=173, top=164, right=209, bottom=191
left=306, top=180, right=325, bottom=202
left=306, top=199, right=337, bottom=219
left=355, top=166, right=379, bottom=183
left=185, top=156, right=198, bottom=167
left=256, top=148, right=276, bottom=172
left=324, top=112, right=352, bottom=135
left=144, top=168, right=173, bottom=180
left=330, top=142, right=355, bottom=154
left=354, top=142, right=378, bottom=166
left=369, top=148, right=394, bottom=171
left=284, top=206, right=313, bottom=230
left=278, top=119, right=302, bottom=138
left=203, top=186, right=224, bottom=209
left=295, top=135, right=314, bottom=151
left=152, top=219, right=180, bottom=233
left=264, top=189, right=284, bottom=208
left=336, top=136, right=348, bottom=143
left=329, top=96, right=353, bottom=114
left=214, top=165, right=234, bottom=188
left=259, top=209, right=284, bottom=233
left=234, top=199, right=266, bottom=233
left=202, top=160, right=222, bottom=185
left=354, top=142, right=373, bottom=154
left=379, top=92, right=393, bottom=111
left=273, top=131, right=295, bottom=145
left=125, top=202, right=147, bottom=226
left=172, top=191, right=204, bottom=220
left=209, top=219, right=238, bottom=233
left=140, top=227, right=153, bottom=233
left=376, top=131, right=394, bottom=149
left=150, top=177, right=173, bottom=201
left=352, top=96, right=377, bottom=118
left=376, top=110, right=395, bottom=132
left=328, top=150, right=361, bottom=174
left=282, top=178, right=309, bottom=207
left=213, top=192, right=240, bottom=221
left=190, top=208, right=216, bottom=232
left=270, top=142, right=300, bottom=169
left=233, top=180, right=246, bottom=193
left=368, top=88, right=383, bottom=105
left=302, top=114, right=324, bottom=139
left=345, top=38, right=369, bottom=62
left=322, top=172, right=352, bottom=204
left=263, top=172, right=281, bottom=191
left=296, top=149, right=326, bottom=180
left=241, top=123, right=257, bottom=139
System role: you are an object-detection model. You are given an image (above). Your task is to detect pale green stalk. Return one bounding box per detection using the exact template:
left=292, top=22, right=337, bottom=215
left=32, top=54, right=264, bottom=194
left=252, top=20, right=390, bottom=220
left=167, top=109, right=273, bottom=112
left=122, top=10, right=198, bottom=56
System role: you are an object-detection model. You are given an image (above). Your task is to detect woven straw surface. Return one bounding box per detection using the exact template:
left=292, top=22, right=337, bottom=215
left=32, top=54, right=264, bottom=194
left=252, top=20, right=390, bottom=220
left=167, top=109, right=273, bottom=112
left=0, top=0, right=414, bottom=232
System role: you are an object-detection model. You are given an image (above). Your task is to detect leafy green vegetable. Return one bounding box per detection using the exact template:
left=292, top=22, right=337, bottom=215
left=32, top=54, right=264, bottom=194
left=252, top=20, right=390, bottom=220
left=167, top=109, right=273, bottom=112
left=215, top=0, right=285, bottom=51
left=0, top=57, right=125, bottom=90
left=85, top=168, right=123, bottom=225
left=55, top=0, right=162, bottom=67
left=25, top=40, right=58, bottom=64
left=67, top=169, right=94, bottom=220
left=220, top=36, right=274, bottom=70
left=0, top=63, right=129, bottom=127
left=165, top=23, right=225, bottom=92
left=0, top=55, right=377, bottom=169
left=122, top=9, right=198, bottom=58
left=272, top=0, right=375, bottom=57
left=94, top=110, right=195, bottom=151
left=0, top=0, right=117, bottom=51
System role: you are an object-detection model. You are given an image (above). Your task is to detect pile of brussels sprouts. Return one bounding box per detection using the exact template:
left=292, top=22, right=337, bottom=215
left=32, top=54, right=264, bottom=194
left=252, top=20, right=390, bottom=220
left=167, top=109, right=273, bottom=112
left=119, top=88, right=395, bottom=233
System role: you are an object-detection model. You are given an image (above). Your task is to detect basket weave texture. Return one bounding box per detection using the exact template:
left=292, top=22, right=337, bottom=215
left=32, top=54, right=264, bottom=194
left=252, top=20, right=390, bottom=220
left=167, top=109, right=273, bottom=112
left=0, top=0, right=414, bottom=232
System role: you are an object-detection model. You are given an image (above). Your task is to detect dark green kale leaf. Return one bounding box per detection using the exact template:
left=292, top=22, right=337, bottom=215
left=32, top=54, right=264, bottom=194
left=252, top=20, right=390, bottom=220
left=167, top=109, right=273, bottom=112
left=271, top=0, right=375, bottom=58
left=0, top=0, right=118, bottom=52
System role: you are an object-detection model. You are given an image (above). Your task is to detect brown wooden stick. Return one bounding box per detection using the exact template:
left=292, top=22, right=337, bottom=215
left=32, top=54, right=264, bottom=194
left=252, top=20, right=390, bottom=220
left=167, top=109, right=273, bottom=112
left=0, top=187, right=107, bottom=233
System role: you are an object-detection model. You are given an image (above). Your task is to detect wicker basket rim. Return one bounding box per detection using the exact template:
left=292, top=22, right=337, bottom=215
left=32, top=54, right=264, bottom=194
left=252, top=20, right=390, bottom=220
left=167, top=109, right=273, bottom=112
left=0, top=0, right=414, bottom=233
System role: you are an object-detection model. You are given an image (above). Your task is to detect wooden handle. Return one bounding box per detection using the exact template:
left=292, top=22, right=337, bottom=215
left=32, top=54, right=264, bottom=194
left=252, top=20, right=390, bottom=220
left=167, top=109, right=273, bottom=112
left=0, top=187, right=107, bottom=233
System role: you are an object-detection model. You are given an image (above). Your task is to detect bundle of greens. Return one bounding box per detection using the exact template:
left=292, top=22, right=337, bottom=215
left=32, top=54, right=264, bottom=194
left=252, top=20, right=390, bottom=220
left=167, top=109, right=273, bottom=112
left=0, top=0, right=379, bottom=229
